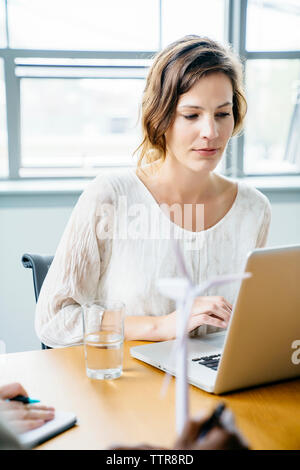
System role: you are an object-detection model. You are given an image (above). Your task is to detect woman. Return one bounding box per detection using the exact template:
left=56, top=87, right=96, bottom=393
left=35, top=35, right=271, bottom=348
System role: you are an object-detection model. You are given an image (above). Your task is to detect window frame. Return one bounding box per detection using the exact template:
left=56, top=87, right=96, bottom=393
left=226, top=0, right=300, bottom=178
left=2, top=49, right=157, bottom=181
left=0, top=0, right=299, bottom=181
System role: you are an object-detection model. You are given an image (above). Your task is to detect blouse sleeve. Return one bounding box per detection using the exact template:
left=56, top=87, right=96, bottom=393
left=256, top=198, right=272, bottom=248
left=35, top=174, right=115, bottom=348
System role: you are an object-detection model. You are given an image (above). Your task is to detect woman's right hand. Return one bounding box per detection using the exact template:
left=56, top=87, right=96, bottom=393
left=161, top=296, right=232, bottom=340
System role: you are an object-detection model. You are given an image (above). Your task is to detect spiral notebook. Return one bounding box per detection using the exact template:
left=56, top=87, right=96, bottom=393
left=19, top=410, right=77, bottom=449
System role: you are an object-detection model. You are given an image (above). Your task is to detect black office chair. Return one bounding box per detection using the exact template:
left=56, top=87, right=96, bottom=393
left=22, top=253, right=54, bottom=350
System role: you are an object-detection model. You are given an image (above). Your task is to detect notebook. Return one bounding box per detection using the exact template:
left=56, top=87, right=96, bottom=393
left=19, top=410, right=77, bottom=449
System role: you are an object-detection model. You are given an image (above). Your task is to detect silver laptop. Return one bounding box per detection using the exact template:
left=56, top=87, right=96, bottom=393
left=130, top=245, right=300, bottom=394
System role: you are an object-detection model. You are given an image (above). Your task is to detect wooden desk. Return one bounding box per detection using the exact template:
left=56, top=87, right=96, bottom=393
left=0, top=342, right=300, bottom=450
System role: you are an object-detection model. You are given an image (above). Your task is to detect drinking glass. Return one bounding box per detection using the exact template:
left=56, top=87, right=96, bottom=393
left=82, top=300, right=124, bottom=380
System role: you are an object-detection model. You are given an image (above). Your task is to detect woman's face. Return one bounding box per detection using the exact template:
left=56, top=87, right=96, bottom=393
left=164, top=72, right=235, bottom=173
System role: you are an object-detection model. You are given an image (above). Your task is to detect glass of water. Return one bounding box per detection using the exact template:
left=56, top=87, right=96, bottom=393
left=82, top=300, right=125, bottom=380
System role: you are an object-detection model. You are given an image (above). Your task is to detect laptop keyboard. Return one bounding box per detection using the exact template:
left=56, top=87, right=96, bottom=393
left=192, top=353, right=221, bottom=371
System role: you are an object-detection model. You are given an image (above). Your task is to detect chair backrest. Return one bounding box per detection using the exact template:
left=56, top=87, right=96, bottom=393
left=22, top=253, right=54, bottom=350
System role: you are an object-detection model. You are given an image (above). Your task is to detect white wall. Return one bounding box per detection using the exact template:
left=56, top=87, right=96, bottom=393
left=1, top=192, right=300, bottom=353
left=0, top=205, right=73, bottom=353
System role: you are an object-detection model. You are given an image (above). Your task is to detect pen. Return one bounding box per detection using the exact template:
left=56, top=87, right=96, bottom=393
left=9, top=395, right=40, bottom=404
left=197, top=403, right=226, bottom=440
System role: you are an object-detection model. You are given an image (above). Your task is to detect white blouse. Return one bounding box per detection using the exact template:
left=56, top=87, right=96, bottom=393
left=35, top=168, right=272, bottom=348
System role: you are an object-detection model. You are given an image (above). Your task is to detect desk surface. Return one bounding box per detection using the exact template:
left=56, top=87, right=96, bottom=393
left=0, top=342, right=300, bottom=450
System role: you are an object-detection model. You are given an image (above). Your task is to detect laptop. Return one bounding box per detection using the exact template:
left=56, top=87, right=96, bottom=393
left=130, top=245, right=300, bottom=394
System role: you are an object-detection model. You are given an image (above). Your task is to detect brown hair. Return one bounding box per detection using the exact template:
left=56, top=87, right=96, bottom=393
left=135, top=35, right=247, bottom=170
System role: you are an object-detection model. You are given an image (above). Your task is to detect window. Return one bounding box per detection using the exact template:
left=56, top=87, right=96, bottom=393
left=18, top=63, right=147, bottom=177
left=0, top=59, right=8, bottom=177
left=243, top=0, right=300, bottom=175
left=161, top=0, right=225, bottom=46
left=1, top=1, right=299, bottom=180
left=246, top=0, right=300, bottom=51
left=1, top=0, right=226, bottom=179
left=244, top=59, right=300, bottom=174
left=8, top=0, right=160, bottom=50
left=0, top=1, right=6, bottom=48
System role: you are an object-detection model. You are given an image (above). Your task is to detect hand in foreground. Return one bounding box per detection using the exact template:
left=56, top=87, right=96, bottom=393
left=0, top=382, right=55, bottom=434
left=173, top=407, right=249, bottom=450
left=110, top=404, right=249, bottom=451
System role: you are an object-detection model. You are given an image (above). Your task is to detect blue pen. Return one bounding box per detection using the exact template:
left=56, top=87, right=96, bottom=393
left=9, top=394, right=40, bottom=404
